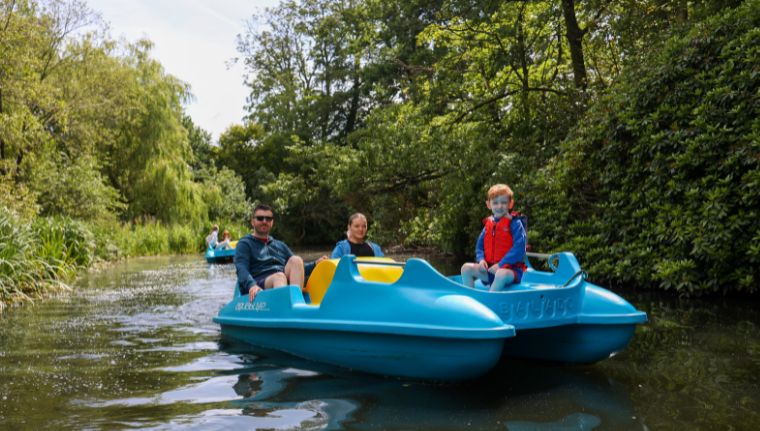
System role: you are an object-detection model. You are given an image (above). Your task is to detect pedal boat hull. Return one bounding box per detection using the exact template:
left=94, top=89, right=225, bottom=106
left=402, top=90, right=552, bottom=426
left=214, top=256, right=515, bottom=380
left=449, top=252, right=648, bottom=363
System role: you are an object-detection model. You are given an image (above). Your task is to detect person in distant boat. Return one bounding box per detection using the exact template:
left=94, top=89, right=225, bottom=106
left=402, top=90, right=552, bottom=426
left=236, top=204, right=327, bottom=301
left=331, top=213, right=384, bottom=258
left=205, top=224, right=219, bottom=248
left=215, top=230, right=233, bottom=250
left=460, top=184, right=527, bottom=291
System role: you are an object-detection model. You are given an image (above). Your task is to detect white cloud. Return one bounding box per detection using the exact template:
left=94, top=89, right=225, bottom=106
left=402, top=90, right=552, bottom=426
left=87, top=0, right=280, bottom=142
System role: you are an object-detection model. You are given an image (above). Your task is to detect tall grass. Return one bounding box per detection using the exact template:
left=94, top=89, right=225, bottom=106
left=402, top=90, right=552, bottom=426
left=33, top=217, right=95, bottom=276
left=0, top=208, right=85, bottom=311
left=1, top=208, right=249, bottom=311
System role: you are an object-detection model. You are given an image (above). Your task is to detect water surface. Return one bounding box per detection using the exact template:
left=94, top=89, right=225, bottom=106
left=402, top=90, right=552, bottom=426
left=0, top=254, right=758, bottom=429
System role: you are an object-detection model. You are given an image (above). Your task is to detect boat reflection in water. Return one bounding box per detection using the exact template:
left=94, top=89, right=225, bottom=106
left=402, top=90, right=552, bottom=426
left=214, top=341, right=647, bottom=430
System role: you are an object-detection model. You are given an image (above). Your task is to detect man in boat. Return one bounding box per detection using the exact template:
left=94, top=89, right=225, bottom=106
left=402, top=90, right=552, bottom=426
left=460, top=183, right=527, bottom=291
left=235, top=204, right=326, bottom=301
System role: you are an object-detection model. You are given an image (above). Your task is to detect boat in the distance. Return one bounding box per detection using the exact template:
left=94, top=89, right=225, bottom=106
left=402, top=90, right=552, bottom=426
left=205, top=241, right=237, bottom=264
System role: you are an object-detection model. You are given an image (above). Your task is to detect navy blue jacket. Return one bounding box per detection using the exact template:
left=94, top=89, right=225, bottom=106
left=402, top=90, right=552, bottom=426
left=235, top=234, right=316, bottom=294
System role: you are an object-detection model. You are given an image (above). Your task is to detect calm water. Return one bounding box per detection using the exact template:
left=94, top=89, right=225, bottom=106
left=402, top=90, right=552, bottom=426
left=1, top=253, right=758, bottom=430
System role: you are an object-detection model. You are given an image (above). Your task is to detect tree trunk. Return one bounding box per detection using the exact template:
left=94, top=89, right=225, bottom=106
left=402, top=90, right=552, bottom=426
left=345, top=54, right=361, bottom=139
left=516, top=4, right=530, bottom=111
left=674, top=0, right=688, bottom=22
left=0, top=88, right=4, bottom=168
left=561, top=0, right=588, bottom=89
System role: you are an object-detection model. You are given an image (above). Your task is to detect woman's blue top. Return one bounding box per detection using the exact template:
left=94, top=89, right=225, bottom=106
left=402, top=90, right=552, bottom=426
left=331, top=239, right=384, bottom=258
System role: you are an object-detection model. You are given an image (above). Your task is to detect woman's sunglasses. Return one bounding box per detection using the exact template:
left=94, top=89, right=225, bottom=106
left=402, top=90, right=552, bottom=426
left=254, top=216, right=274, bottom=222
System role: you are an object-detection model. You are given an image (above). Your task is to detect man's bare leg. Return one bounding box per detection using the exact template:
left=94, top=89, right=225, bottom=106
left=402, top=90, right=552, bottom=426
left=284, top=256, right=305, bottom=289
left=263, top=272, right=288, bottom=289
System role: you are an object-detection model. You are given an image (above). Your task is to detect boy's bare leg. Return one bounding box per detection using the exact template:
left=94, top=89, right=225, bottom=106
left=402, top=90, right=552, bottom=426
left=461, top=262, right=491, bottom=287
left=284, top=256, right=305, bottom=289
left=489, top=268, right=515, bottom=291
left=461, top=263, right=478, bottom=287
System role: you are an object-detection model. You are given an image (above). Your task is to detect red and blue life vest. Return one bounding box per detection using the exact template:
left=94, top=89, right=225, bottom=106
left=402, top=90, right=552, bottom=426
left=483, top=213, right=527, bottom=271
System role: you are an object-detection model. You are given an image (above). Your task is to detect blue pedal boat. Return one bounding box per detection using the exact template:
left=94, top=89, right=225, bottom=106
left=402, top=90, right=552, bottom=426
left=205, top=241, right=236, bottom=264
left=448, top=252, right=648, bottom=364
left=214, top=252, right=647, bottom=380
left=213, top=256, right=515, bottom=380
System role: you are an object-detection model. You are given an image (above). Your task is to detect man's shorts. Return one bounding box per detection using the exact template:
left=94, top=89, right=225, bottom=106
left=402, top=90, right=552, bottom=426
left=254, top=270, right=280, bottom=289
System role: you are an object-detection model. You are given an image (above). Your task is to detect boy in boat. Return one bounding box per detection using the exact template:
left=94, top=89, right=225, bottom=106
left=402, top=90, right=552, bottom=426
left=461, top=184, right=527, bottom=291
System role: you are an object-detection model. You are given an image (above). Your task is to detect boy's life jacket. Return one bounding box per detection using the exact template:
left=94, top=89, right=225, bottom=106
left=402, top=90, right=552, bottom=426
left=483, top=212, right=527, bottom=271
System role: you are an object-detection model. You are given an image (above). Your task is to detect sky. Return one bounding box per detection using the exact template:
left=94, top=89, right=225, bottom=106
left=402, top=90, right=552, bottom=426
left=87, top=0, right=280, bottom=142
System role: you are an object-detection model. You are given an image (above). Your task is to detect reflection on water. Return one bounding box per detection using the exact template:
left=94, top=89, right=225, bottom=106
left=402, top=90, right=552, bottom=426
left=0, top=254, right=758, bottom=430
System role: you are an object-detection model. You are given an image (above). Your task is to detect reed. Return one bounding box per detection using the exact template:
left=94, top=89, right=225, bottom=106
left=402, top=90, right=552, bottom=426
left=0, top=209, right=82, bottom=311
left=1, top=211, right=249, bottom=311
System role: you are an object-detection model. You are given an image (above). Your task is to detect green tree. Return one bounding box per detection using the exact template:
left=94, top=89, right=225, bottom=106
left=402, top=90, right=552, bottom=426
left=531, top=0, right=760, bottom=294
left=199, top=167, right=252, bottom=222
left=98, top=40, right=205, bottom=223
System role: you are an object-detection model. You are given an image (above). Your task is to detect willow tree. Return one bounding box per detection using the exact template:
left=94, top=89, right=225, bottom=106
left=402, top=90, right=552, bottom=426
left=97, top=40, right=206, bottom=224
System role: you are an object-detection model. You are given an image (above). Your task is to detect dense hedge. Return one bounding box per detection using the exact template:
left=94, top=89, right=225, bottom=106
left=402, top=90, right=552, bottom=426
left=532, top=2, right=760, bottom=295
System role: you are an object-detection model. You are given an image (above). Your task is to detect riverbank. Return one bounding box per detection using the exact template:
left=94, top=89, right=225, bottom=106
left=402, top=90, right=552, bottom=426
left=0, top=207, right=249, bottom=312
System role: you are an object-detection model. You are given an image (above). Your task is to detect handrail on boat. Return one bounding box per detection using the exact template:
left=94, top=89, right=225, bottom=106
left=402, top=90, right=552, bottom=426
left=526, top=252, right=587, bottom=287
left=526, top=252, right=561, bottom=271
left=562, top=270, right=588, bottom=287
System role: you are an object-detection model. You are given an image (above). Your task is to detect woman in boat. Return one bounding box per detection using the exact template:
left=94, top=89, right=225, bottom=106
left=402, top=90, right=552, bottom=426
left=215, top=230, right=233, bottom=250
left=331, top=213, right=384, bottom=258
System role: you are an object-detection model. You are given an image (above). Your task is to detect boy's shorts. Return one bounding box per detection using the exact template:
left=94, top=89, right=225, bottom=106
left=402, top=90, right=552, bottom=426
left=485, top=267, right=523, bottom=285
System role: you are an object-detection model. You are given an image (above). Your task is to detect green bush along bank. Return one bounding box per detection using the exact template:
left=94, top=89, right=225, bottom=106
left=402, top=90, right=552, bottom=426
left=529, top=2, right=760, bottom=295
left=0, top=205, right=248, bottom=311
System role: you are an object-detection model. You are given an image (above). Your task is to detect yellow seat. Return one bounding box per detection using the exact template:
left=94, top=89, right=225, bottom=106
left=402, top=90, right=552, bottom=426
left=305, top=257, right=403, bottom=305
left=229, top=240, right=238, bottom=248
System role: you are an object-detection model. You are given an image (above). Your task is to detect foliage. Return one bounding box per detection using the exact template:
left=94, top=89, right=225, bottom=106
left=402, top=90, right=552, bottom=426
left=32, top=216, right=95, bottom=273
left=227, top=0, right=754, bottom=297
left=214, top=122, right=273, bottom=198
left=30, top=152, right=125, bottom=220
left=0, top=174, right=39, bottom=221
left=184, top=114, right=215, bottom=174
left=530, top=1, right=760, bottom=294
left=198, top=167, right=252, bottom=223
left=0, top=207, right=90, bottom=311
left=0, top=1, right=217, bottom=226
left=0, top=207, right=47, bottom=310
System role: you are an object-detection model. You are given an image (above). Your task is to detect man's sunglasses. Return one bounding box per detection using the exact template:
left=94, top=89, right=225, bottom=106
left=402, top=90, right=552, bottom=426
left=254, top=216, right=274, bottom=222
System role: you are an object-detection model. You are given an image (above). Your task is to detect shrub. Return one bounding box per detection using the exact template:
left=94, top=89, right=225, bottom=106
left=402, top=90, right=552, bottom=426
left=32, top=216, right=95, bottom=279
left=532, top=2, right=760, bottom=295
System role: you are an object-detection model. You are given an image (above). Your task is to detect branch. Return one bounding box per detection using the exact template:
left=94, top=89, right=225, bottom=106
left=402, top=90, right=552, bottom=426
left=449, top=86, right=566, bottom=124
left=366, top=169, right=450, bottom=194
left=581, top=0, right=615, bottom=36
